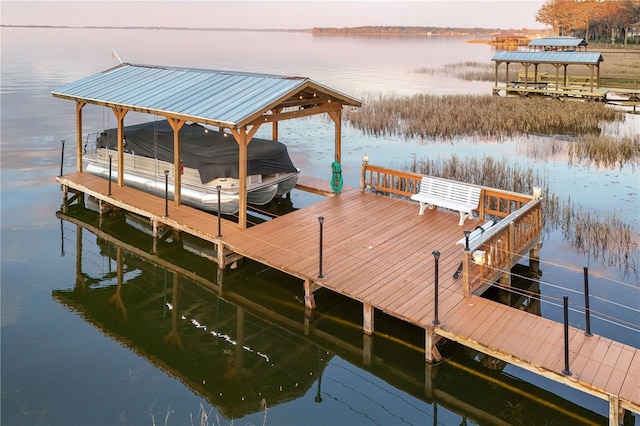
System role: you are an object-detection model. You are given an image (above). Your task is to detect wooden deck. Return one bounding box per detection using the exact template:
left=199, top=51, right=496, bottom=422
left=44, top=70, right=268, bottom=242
left=57, top=171, right=639, bottom=423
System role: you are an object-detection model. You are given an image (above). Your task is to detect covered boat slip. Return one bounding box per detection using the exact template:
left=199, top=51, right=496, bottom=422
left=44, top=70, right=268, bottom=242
left=88, top=119, right=300, bottom=214
left=51, top=62, right=361, bottom=228
left=491, top=51, right=605, bottom=99
left=95, top=119, right=298, bottom=184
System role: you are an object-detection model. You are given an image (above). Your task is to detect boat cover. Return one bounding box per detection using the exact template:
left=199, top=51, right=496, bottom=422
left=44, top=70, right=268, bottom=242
left=96, top=120, right=298, bottom=184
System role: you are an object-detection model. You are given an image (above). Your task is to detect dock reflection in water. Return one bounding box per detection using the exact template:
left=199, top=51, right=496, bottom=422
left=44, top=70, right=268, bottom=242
left=53, top=201, right=606, bottom=425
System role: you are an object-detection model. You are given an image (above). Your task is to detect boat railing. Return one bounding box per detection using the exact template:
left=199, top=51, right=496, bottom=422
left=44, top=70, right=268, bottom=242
left=83, top=132, right=101, bottom=155
left=89, top=147, right=273, bottom=193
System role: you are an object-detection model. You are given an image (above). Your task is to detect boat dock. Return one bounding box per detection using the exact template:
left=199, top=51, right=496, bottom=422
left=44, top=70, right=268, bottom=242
left=51, top=61, right=638, bottom=425
left=56, top=165, right=639, bottom=425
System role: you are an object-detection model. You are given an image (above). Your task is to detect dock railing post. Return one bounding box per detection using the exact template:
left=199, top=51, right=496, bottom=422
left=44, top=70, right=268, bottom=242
left=108, top=155, right=112, bottom=196
left=318, top=216, right=324, bottom=278
left=59, top=140, right=65, bottom=177
left=216, top=185, right=222, bottom=237
left=583, top=266, right=592, bottom=336
left=164, top=170, right=169, bottom=217
left=432, top=250, right=440, bottom=325
left=360, top=154, right=369, bottom=191
left=562, top=295, right=572, bottom=376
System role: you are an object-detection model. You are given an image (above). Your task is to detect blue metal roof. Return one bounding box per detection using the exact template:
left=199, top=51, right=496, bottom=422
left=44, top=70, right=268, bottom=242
left=528, top=36, right=588, bottom=48
left=52, top=63, right=361, bottom=128
left=491, top=51, right=603, bottom=65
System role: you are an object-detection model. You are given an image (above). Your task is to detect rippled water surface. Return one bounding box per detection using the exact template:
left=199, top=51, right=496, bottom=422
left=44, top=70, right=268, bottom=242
left=1, top=27, right=638, bottom=425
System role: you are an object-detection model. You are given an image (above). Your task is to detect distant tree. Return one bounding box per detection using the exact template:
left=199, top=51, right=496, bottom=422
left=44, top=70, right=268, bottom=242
left=536, top=0, right=563, bottom=35
left=536, top=0, right=640, bottom=43
left=536, top=0, right=580, bottom=36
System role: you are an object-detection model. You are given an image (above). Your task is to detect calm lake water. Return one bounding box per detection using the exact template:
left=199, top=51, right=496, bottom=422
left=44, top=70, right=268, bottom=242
left=1, top=27, right=638, bottom=425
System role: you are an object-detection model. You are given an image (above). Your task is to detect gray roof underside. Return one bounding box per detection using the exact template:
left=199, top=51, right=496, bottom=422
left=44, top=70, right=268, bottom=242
left=51, top=63, right=361, bottom=128
left=529, top=37, right=588, bottom=47
left=491, top=51, right=603, bottom=65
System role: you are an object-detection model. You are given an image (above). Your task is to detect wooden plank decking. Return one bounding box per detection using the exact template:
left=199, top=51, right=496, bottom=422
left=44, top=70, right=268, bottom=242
left=56, top=172, right=640, bottom=421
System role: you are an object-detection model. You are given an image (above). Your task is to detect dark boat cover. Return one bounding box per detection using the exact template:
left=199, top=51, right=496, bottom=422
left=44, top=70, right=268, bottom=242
left=96, top=120, right=298, bottom=184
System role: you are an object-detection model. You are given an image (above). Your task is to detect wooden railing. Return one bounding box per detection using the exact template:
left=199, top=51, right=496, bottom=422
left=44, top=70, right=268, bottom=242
left=361, top=164, right=421, bottom=197
left=361, top=164, right=534, bottom=219
left=361, top=164, right=542, bottom=296
left=462, top=200, right=542, bottom=296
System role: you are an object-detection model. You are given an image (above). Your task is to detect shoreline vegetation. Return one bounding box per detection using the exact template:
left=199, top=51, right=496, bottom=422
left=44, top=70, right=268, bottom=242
left=1, top=24, right=536, bottom=36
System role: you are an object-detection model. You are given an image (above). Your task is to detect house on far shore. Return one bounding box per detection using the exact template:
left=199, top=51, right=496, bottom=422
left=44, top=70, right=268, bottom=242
left=528, top=36, right=588, bottom=52
left=490, top=31, right=531, bottom=49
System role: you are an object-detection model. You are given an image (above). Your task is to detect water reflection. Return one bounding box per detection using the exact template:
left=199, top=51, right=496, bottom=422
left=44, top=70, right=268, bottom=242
left=54, top=201, right=606, bottom=425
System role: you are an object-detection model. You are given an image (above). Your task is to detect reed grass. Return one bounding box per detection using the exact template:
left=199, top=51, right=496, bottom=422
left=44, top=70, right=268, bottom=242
left=567, top=134, right=640, bottom=169
left=146, top=400, right=268, bottom=426
left=346, top=93, right=624, bottom=140
left=405, top=154, right=637, bottom=276
left=523, top=134, right=640, bottom=169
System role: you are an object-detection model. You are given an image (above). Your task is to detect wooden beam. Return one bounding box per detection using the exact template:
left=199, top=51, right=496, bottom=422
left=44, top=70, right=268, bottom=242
left=230, top=127, right=249, bottom=229
left=328, top=109, right=342, bottom=163
left=247, top=102, right=342, bottom=127
left=112, top=107, right=127, bottom=186
left=272, top=107, right=282, bottom=140
left=75, top=102, right=86, bottom=172
left=609, top=395, right=620, bottom=426
left=303, top=278, right=313, bottom=309
left=425, top=327, right=443, bottom=363
left=167, top=118, right=186, bottom=206
left=363, top=302, right=374, bottom=335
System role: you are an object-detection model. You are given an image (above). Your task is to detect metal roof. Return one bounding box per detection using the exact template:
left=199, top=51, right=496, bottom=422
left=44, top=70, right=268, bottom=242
left=528, top=36, right=588, bottom=48
left=491, top=51, right=603, bottom=65
left=51, top=63, right=361, bottom=128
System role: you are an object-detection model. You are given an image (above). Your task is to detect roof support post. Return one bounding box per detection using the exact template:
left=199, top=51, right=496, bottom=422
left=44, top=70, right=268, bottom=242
left=553, top=64, right=561, bottom=90
left=238, top=127, right=249, bottom=229
left=272, top=107, right=282, bottom=141
left=230, top=124, right=262, bottom=229
left=328, top=109, right=342, bottom=164
left=111, top=107, right=128, bottom=187
left=75, top=102, right=86, bottom=173
left=167, top=118, right=186, bottom=206
left=505, top=62, right=510, bottom=86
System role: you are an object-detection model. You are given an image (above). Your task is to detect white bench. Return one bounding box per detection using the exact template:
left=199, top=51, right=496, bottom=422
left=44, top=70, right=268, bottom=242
left=410, top=176, right=482, bottom=225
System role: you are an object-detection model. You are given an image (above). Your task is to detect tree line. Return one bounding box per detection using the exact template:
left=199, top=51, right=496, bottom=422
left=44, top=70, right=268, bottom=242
left=536, top=0, right=640, bottom=44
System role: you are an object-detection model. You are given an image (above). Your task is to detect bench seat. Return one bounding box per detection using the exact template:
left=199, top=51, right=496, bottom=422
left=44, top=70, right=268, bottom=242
left=410, top=176, right=481, bottom=225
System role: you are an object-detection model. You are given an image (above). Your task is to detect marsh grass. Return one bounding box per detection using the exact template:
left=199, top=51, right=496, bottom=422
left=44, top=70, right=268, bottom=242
left=559, top=201, right=637, bottom=274
left=347, top=93, right=623, bottom=140
left=146, top=400, right=268, bottom=426
left=568, top=134, right=640, bottom=169
left=405, top=155, right=637, bottom=276
left=523, top=134, right=640, bottom=169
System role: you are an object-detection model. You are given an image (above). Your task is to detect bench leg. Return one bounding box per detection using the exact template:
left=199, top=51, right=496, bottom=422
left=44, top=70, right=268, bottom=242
left=458, top=211, right=472, bottom=226
left=418, top=202, right=426, bottom=215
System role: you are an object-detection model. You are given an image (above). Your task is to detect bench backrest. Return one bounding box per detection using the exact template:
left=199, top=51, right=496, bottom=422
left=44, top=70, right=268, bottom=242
left=418, top=176, right=481, bottom=205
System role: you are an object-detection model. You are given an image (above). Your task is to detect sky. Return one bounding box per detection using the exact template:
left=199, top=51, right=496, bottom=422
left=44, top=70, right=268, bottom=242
left=1, top=1, right=548, bottom=30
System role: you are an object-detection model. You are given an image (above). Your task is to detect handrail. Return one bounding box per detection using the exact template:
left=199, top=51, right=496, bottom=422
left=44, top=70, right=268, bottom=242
left=463, top=200, right=543, bottom=296
left=361, top=163, right=541, bottom=297
left=361, top=164, right=534, bottom=219
left=361, top=164, right=422, bottom=198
